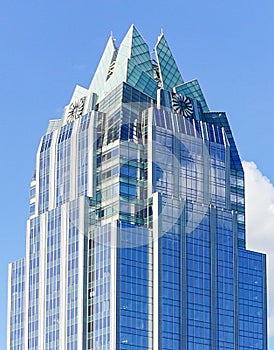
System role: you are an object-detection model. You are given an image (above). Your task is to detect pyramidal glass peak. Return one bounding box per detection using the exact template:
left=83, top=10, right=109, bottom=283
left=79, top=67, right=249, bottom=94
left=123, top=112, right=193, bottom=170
left=89, top=25, right=187, bottom=101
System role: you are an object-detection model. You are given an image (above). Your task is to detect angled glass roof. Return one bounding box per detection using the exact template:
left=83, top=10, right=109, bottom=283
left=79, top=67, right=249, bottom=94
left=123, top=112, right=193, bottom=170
left=88, top=25, right=210, bottom=108
left=89, top=36, right=117, bottom=98
left=175, top=80, right=209, bottom=112
left=89, top=25, right=158, bottom=101
left=155, top=34, right=184, bottom=91
left=124, top=25, right=154, bottom=78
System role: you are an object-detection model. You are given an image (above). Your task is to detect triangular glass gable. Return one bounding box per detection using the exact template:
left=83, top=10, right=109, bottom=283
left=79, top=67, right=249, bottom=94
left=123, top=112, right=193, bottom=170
left=175, top=80, right=209, bottom=112
left=155, top=34, right=184, bottom=91
left=89, top=36, right=117, bottom=97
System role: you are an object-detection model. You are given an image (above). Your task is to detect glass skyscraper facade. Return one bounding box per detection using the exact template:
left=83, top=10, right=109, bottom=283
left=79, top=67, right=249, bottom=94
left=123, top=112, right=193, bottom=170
left=7, top=25, right=267, bottom=349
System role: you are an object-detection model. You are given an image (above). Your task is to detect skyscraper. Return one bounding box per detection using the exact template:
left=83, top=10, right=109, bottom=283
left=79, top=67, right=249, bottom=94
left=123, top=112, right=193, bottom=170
left=7, top=25, right=267, bottom=349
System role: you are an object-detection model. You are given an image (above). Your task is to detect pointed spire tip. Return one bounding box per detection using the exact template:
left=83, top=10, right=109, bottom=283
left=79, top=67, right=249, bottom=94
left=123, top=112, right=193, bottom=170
left=110, top=31, right=116, bottom=42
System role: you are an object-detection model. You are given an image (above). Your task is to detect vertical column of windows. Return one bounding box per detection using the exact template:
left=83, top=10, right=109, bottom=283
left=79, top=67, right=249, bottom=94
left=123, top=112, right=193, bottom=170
left=9, top=259, right=25, bottom=350
left=96, top=147, right=119, bottom=212
left=45, top=209, right=61, bottom=350
left=119, top=143, right=145, bottom=225
left=238, top=251, right=265, bottom=349
left=230, top=171, right=245, bottom=244
left=87, top=224, right=111, bottom=349
left=179, top=136, right=204, bottom=202
left=96, top=159, right=119, bottom=220
left=186, top=211, right=211, bottom=349
left=209, top=143, right=226, bottom=207
left=39, top=133, right=52, bottom=214
left=117, top=222, right=153, bottom=350
left=159, top=215, right=181, bottom=349
left=216, top=211, right=235, bottom=349
left=56, top=124, right=73, bottom=206
left=154, top=130, right=175, bottom=196
left=30, top=182, right=36, bottom=216
left=28, top=218, right=40, bottom=350
left=66, top=201, right=80, bottom=350
left=78, top=114, right=90, bottom=197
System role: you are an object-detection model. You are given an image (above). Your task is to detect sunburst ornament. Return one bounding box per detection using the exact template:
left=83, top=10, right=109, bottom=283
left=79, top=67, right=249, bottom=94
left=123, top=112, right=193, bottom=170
left=67, top=98, right=85, bottom=122
left=171, top=94, right=193, bottom=118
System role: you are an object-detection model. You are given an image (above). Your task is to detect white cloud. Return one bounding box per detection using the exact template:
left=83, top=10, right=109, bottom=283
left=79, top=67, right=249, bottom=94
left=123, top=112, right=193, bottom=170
left=243, top=161, right=274, bottom=336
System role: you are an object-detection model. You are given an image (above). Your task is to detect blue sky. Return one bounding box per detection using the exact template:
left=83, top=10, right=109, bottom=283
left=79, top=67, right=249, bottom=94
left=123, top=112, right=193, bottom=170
left=1, top=0, right=274, bottom=348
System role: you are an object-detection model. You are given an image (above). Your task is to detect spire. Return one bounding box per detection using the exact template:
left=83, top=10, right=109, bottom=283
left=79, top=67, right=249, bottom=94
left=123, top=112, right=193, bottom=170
left=155, top=33, right=184, bottom=91
left=96, top=24, right=158, bottom=100
left=89, top=35, right=117, bottom=96
left=115, top=24, right=153, bottom=77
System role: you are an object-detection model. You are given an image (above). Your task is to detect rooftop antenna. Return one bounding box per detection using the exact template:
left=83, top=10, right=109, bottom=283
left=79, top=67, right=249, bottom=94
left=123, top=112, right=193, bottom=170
left=160, top=28, right=164, bottom=35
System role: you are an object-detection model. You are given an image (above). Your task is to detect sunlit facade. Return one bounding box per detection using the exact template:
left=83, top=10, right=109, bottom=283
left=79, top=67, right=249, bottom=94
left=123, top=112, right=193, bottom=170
left=7, top=25, right=267, bottom=349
